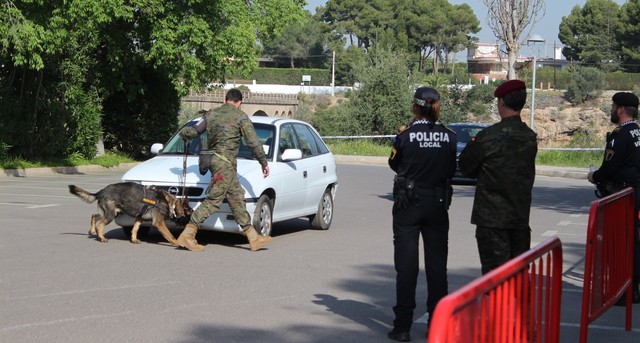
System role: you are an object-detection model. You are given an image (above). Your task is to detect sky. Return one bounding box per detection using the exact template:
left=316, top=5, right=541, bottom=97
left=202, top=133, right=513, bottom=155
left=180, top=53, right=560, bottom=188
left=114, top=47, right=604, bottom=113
left=304, top=0, right=629, bottom=59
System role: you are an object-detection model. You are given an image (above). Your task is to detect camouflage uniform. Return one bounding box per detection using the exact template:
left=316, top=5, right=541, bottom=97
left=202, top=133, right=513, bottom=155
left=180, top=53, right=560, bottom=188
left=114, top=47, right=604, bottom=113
left=459, top=116, right=537, bottom=274
left=181, top=103, right=268, bottom=229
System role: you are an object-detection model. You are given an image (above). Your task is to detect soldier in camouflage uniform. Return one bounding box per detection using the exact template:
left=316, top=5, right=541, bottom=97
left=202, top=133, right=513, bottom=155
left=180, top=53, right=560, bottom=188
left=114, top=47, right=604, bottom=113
left=459, top=80, right=538, bottom=275
left=177, top=88, right=272, bottom=252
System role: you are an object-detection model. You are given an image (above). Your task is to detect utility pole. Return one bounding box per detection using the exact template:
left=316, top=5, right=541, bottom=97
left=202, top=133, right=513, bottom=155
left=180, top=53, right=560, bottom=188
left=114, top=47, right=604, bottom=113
left=553, top=41, right=557, bottom=90
left=331, top=51, right=336, bottom=97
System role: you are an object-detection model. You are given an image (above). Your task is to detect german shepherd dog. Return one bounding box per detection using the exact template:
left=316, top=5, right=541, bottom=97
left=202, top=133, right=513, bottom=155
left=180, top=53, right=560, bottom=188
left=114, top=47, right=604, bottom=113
left=69, top=182, right=186, bottom=245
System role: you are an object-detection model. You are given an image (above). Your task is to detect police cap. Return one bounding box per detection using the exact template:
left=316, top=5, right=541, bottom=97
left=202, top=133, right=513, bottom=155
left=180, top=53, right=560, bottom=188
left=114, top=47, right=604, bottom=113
left=494, top=80, right=526, bottom=98
left=413, top=87, right=440, bottom=107
left=612, top=92, right=639, bottom=108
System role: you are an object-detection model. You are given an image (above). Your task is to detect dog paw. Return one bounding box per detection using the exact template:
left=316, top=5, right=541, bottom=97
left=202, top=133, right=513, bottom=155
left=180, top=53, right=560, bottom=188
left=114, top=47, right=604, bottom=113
left=130, top=239, right=141, bottom=244
left=99, top=238, right=108, bottom=243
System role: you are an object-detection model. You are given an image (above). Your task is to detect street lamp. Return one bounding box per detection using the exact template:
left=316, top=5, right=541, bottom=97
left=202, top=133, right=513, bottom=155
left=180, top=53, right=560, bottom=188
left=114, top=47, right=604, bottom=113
left=527, top=34, right=545, bottom=131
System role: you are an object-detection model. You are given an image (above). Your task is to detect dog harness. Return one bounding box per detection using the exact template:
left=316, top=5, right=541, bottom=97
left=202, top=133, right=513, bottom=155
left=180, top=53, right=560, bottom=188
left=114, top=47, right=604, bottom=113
left=139, top=186, right=170, bottom=216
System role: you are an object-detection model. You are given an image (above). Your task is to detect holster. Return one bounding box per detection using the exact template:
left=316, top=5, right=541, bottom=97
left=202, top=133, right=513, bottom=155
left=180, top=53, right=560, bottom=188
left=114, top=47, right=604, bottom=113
left=393, top=176, right=415, bottom=210
left=594, top=181, right=627, bottom=198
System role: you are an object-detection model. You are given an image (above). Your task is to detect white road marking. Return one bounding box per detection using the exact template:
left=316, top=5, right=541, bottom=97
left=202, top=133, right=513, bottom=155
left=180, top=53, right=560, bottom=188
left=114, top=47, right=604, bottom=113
left=0, top=202, right=60, bottom=209
left=5, top=281, right=181, bottom=300
left=558, top=220, right=585, bottom=226
left=542, top=230, right=558, bottom=236
left=1, top=311, right=134, bottom=332
left=0, top=193, right=71, bottom=199
left=26, top=204, right=59, bottom=209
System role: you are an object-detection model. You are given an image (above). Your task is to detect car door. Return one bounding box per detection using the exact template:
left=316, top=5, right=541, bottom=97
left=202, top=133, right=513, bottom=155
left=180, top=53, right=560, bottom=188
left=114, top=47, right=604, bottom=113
left=273, top=123, right=309, bottom=217
left=291, top=123, right=335, bottom=212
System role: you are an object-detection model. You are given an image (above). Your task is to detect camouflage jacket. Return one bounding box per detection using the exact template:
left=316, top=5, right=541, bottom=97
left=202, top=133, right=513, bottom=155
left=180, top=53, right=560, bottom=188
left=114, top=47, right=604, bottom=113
left=459, top=115, right=537, bottom=228
left=181, top=103, right=267, bottom=168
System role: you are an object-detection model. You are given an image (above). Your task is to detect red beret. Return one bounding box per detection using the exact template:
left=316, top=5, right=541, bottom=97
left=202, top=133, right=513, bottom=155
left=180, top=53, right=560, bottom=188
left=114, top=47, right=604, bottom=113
left=494, top=80, right=527, bottom=98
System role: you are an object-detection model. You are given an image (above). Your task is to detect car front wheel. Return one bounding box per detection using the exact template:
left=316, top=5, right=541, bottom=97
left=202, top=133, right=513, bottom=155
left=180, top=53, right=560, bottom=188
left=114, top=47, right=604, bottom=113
left=252, top=194, right=273, bottom=237
left=309, top=189, right=333, bottom=230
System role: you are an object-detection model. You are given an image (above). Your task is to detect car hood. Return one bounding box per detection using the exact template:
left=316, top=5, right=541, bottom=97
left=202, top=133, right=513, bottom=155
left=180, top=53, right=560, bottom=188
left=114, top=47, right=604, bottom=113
left=121, top=155, right=266, bottom=190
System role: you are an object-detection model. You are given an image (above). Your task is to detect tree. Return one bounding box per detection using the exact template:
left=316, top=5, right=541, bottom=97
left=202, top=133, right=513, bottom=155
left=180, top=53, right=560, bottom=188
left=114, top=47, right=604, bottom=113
left=262, top=11, right=329, bottom=68
left=0, top=1, right=305, bottom=160
left=558, top=0, right=621, bottom=71
left=315, top=48, right=414, bottom=136
left=617, top=0, right=640, bottom=72
left=322, top=0, right=365, bottom=47
left=481, top=0, right=545, bottom=80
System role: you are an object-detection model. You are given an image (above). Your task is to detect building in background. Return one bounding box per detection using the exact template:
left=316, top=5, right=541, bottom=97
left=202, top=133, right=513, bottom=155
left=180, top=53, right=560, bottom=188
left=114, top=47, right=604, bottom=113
left=467, top=42, right=571, bottom=84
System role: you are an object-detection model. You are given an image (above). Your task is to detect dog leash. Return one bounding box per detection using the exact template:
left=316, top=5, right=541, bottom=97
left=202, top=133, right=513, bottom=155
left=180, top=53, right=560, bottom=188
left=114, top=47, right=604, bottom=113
left=181, top=140, right=193, bottom=214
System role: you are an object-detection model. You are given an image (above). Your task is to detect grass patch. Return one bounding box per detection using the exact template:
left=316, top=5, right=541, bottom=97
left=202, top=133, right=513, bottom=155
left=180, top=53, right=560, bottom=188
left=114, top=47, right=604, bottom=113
left=326, top=138, right=392, bottom=156
left=536, top=149, right=602, bottom=168
left=0, top=152, right=135, bottom=170
left=326, top=139, right=603, bottom=168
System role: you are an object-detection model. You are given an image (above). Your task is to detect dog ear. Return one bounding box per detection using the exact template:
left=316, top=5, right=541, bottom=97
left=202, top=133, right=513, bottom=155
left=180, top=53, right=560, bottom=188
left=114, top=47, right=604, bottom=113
left=160, top=190, right=185, bottom=218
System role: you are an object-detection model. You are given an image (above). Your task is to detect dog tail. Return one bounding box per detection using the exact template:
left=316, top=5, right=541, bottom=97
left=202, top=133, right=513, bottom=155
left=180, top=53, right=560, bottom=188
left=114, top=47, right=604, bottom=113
left=68, top=185, right=97, bottom=203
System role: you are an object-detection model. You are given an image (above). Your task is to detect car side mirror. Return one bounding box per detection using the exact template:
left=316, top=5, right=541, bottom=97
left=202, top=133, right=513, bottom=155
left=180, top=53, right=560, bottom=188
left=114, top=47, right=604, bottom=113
left=150, top=143, right=164, bottom=155
left=281, top=148, right=302, bottom=161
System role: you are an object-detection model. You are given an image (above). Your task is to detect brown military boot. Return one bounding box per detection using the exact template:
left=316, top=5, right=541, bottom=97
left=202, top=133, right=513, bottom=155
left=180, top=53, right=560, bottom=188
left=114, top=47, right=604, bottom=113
left=177, top=223, right=205, bottom=252
left=244, top=225, right=272, bottom=251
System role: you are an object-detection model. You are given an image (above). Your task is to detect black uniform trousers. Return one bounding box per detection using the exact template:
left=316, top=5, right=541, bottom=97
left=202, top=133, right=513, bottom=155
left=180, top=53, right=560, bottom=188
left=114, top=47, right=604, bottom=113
left=391, top=187, right=448, bottom=330
left=633, top=186, right=640, bottom=284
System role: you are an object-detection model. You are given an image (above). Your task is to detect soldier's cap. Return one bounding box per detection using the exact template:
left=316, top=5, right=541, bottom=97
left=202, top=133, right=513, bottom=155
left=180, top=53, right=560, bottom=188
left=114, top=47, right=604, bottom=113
left=612, top=92, right=639, bottom=108
left=494, top=80, right=526, bottom=98
left=413, top=87, right=440, bottom=107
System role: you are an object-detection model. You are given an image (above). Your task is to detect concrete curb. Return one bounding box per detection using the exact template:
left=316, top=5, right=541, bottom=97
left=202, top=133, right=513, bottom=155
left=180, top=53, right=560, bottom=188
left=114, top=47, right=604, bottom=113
left=0, top=157, right=588, bottom=180
left=0, top=163, right=139, bottom=178
left=332, top=155, right=589, bottom=180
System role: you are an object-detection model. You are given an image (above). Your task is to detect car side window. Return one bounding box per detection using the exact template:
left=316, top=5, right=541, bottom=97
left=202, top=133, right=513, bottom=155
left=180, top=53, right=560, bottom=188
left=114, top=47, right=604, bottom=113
left=293, top=124, right=319, bottom=158
left=278, top=124, right=299, bottom=160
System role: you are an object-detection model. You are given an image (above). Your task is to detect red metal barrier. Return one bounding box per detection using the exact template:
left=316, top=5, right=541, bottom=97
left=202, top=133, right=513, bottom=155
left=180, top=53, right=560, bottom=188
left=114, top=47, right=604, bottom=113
left=428, top=237, right=563, bottom=343
left=579, top=187, right=635, bottom=343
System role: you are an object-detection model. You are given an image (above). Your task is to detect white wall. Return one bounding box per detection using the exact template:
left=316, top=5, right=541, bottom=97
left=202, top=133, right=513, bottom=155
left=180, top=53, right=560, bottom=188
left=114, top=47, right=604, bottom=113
left=222, top=81, right=352, bottom=95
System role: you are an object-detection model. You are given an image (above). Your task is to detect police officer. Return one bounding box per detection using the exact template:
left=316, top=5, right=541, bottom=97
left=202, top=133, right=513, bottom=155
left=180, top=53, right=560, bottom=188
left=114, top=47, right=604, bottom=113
left=177, top=88, right=272, bottom=252
left=387, top=87, right=457, bottom=342
left=588, top=92, right=640, bottom=304
left=459, top=79, right=537, bottom=275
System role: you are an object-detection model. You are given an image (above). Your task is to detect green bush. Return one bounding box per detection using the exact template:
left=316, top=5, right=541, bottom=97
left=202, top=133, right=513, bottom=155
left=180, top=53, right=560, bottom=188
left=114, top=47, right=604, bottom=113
left=565, top=67, right=606, bottom=105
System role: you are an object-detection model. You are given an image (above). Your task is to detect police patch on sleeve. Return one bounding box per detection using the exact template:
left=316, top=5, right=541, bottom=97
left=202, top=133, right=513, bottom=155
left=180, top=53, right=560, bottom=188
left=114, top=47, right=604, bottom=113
left=390, top=147, right=397, bottom=160
left=605, top=149, right=614, bottom=161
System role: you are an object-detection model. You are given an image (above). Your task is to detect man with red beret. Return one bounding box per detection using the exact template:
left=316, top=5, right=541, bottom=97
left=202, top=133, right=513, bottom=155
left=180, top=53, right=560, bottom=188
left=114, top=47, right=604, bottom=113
left=588, top=91, right=640, bottom=304
left=459, top=79, right=538, bottom=275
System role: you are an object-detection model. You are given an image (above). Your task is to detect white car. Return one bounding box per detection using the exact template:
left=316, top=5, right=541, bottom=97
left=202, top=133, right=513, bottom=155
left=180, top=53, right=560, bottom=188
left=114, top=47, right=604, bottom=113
left=115, top=116, right=338, bottom=237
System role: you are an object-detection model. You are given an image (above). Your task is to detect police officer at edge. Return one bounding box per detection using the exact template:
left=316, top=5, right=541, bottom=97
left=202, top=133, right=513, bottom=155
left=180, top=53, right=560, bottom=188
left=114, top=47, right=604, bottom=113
left=387, top=87, right=457, bottom=342
left=588, top=92, right=640, bottom=304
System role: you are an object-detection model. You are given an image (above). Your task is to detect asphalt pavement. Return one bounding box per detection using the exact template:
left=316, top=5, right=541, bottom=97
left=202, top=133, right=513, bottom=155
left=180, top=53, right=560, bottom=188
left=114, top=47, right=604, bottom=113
left=0, top=155, right=640, bottom=343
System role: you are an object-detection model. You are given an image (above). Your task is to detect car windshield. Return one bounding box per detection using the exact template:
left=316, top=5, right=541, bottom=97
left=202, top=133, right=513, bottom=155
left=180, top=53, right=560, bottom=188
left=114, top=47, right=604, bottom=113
left=451, top=125, right=486, bottom=144
left=160, top=121, right=276, bottom=160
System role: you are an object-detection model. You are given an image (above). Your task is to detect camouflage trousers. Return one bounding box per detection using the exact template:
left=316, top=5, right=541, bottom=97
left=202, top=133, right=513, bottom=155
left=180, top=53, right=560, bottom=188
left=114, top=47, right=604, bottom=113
left=475, top=225, right=531, bottom=275
left=190, top=158, right=251, bottom=229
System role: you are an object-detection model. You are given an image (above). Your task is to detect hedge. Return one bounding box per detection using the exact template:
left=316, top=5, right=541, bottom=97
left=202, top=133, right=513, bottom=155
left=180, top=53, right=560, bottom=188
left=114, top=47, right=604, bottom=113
left=229, top=68, right=332, bottom=86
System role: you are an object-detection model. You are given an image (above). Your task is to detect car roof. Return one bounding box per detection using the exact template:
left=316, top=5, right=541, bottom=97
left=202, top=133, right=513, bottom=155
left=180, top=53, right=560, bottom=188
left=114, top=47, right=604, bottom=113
left=186, top=114, right=310, bottom=128
left=447, top=122, right=491, bottom=127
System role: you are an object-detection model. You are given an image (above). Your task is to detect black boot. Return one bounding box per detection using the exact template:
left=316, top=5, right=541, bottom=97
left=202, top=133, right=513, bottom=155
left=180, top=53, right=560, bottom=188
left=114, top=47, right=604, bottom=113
left=388, top=328, right=410, bottom=342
